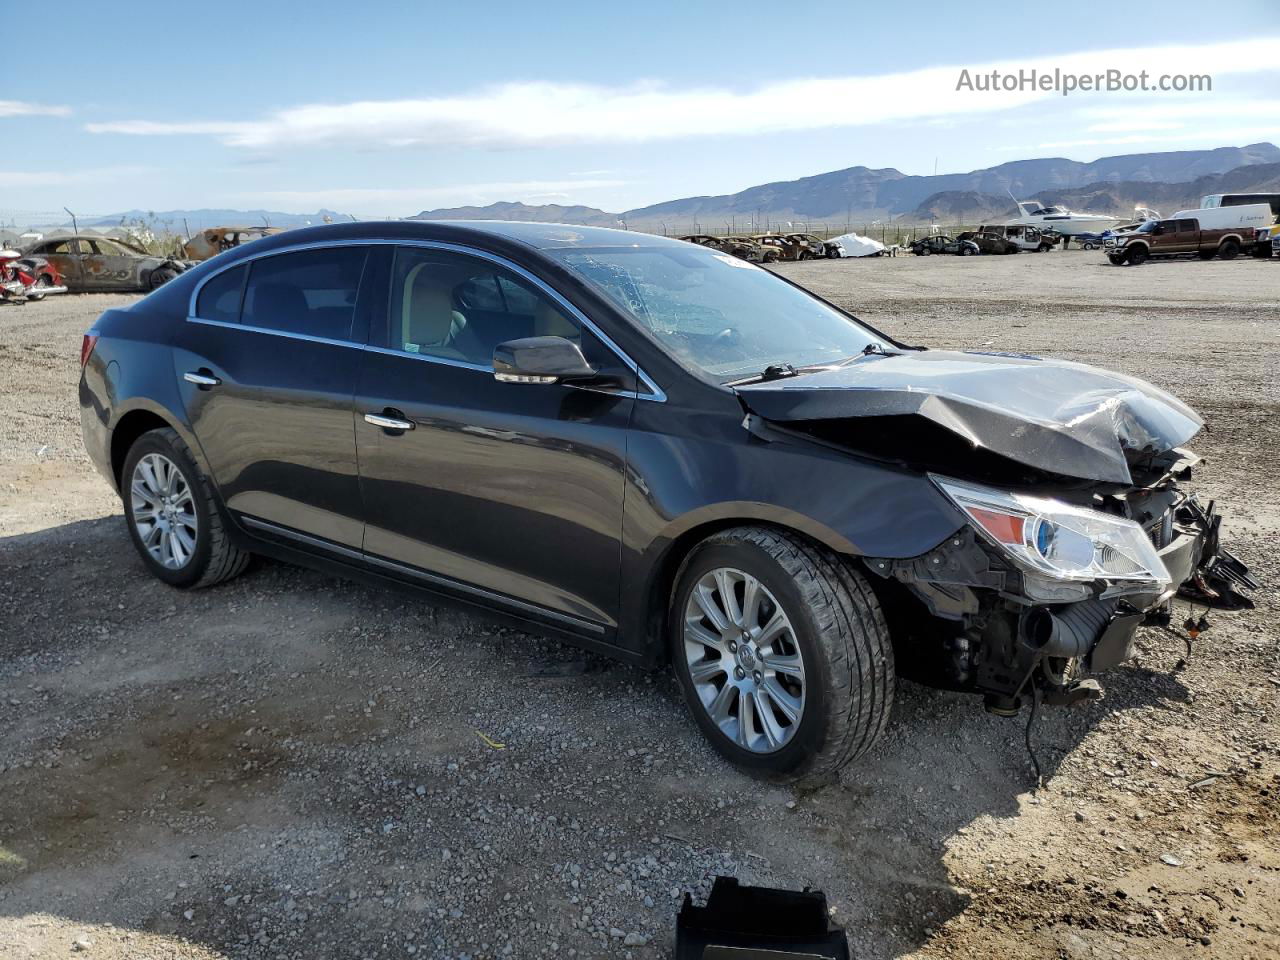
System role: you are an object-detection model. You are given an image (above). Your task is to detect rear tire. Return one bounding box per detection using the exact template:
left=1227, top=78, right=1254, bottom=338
left=670, top=527, right=894, bottom=784
left=121, top=428, right=250, bottom=588
left=1218, top=239, right=1240, bottom=261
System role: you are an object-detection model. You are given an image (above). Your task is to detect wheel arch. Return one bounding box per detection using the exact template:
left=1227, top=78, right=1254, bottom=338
left=635, top=507, right=859, bottom=668
left=108, top=399, right=212, bottom=493
left=109, top=407, right=176, bottom=487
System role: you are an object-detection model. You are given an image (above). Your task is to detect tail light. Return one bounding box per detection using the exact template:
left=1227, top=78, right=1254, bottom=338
left=80, top=333, right=99, bottom=370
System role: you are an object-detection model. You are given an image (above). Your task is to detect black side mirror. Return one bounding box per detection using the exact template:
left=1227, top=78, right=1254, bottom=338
left=493, top=336, right=597, bottom=385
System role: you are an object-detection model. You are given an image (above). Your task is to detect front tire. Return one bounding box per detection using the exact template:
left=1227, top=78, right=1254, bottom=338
left=121, top=428, right=250, bottom=588
left=1126, top=246, right=1149, bottom=266
left=670, top=527, right=894, bottom=783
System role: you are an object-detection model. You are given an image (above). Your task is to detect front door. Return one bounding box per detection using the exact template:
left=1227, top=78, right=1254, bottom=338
left=172, top=244, right=373, bottom=549
left=82, top=238, right=145, bottom=290
left=354, top=245, right=634, bottom=635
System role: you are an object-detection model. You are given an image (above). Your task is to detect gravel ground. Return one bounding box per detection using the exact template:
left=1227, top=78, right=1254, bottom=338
left=1, top=250, right=1277, bottom=959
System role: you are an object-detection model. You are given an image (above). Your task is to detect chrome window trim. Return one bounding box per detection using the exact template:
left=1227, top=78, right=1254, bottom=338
left=186, top=315, right=367, bottom=350
left=186, top=237, right=666, bottom=402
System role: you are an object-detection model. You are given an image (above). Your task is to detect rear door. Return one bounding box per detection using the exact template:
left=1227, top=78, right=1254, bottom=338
left=83, top=238, right=144, bottom=290
left=172, top=244, right=373, bottom=549
left=31, top=239, right=83, bottom=289
left=353, top=245, right=635, bottom=635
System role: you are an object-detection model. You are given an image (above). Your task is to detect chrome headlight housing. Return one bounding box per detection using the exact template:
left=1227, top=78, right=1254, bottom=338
left=933, top=477, right=1171, bottom=589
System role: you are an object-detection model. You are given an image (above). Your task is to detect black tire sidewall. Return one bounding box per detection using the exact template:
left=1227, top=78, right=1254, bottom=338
left=121, top=430, right=214, bottom=587
left=670, top=540, right=834, bottom=779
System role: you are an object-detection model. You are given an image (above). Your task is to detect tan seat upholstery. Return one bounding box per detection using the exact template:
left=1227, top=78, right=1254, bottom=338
left=534, top=299, right=579, bottom=341
left=403, top=264, right=467, bottom=359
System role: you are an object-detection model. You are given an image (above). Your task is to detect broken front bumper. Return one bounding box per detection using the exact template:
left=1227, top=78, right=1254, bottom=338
left=867, top=490, right=1256, bottom=710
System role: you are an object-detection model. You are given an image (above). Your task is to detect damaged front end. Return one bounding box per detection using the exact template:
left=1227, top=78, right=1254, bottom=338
left=865, top=450, right=1256, bottom=713
left=736, top=349, right=1257, bottom=714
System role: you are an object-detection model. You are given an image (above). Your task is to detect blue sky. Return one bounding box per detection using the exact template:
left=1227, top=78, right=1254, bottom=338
left=3, top=2, right=1278, bottom=222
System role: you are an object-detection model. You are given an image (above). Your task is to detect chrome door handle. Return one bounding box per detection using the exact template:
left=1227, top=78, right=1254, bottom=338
left=183, top=371, right=221, bottom=387
left=364, top=412, right=415, bottom=431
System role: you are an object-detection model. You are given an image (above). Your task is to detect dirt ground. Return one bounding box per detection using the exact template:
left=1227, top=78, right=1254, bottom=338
left=1, top=249, right=1277, bottom=960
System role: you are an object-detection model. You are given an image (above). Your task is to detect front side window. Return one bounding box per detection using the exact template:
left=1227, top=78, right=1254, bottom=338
left=241, top=246, right=368, bottom=341
left=552, top=245, right=890, bottom=381
left=389, top=248, right=580, bottom=365
left=90, top=238, right=138, bottom=256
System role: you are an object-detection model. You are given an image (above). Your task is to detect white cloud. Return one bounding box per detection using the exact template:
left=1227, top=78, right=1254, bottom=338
left=236, top=178, right=627, bottom=215
left=1079, top=98, right=1280, bottom=132
left=0, top=100, right=71, bottom=118
left=85, top=38, right=1279, bottom=151
left=0, top=165, right=152, bottom=186
left=1037, top=126, right=1280, bottom=151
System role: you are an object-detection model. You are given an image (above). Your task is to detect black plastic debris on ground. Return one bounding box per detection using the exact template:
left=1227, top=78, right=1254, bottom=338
left=675, top=876, right=851, bottom=959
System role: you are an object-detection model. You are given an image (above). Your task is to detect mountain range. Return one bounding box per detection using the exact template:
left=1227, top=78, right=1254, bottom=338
left=913, top=162, right=1280, bottom=223
left=408, top=200, right=619, bottom=227
left=64, top=142, right=1280, bottom=234
left=615, top=143, right=1280, bottom=225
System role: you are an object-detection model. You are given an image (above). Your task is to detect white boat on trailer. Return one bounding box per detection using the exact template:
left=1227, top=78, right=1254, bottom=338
left=1006, top=198, right=1123, bottom=236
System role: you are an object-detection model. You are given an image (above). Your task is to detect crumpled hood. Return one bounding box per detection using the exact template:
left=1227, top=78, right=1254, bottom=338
left=736, top=350, right=1203, bottom=484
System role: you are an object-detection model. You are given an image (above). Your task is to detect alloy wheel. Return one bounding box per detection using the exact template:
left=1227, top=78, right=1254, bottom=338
left=130, top=453, right=198, bottom=569
left=683, top=567, right=806, bottom=753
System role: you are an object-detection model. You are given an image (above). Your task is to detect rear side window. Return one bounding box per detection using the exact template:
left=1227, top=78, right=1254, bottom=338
left=241, top=247, right=368, bottom=341
left=196, top=264, right=246, bottom=323
left=1179, top=219, right=1198, bottom=232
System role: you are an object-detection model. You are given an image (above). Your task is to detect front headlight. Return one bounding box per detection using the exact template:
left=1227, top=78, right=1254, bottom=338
left=932, top=477, right=1171, bottom=588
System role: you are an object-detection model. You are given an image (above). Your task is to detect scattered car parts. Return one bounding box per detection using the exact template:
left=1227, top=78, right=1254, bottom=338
left=0, top=249, right=67, bottom=304
left=824, top=232, right=888, bottom=258
left=675, top=877, right=850, bottom=959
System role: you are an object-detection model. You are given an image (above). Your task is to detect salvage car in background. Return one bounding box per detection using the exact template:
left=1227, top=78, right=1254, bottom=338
left=911, top=234, right=979, bottom=256
left=23, top=236, right=193, bottom=292
left=180, top=225, right=283, bottom=263
left=959, top=232, right=1020, bottom=255
left=751, top=234, right=806, bottom=262
left=80, top=221, right=1254, bottom=783
left=824, top=232, right=888, bottom=258
left=679, top=234, right=771, bottom=263
left=786, top=233, right=828, bottom=259
left=977, top=224, right=1059, bottom=252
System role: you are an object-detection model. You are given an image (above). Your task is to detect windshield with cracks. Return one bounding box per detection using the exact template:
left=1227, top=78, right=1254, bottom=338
left=550, top=245, right=891, bottom=381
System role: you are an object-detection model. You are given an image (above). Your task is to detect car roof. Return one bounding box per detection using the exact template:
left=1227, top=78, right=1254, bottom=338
left=236, top=219, right=692, bottom=254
